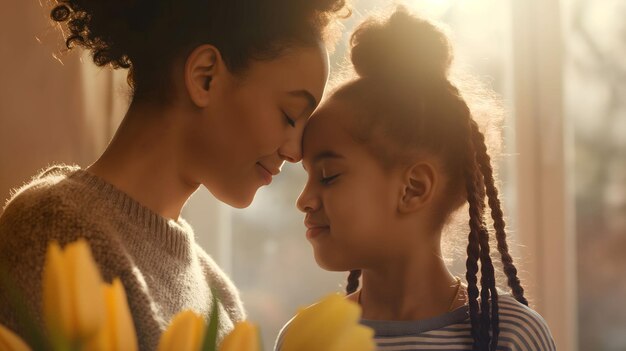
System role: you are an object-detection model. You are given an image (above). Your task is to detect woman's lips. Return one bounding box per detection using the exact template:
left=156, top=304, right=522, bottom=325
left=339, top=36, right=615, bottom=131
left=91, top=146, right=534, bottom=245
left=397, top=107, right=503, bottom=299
left=256, top=163, right=273, bottom=185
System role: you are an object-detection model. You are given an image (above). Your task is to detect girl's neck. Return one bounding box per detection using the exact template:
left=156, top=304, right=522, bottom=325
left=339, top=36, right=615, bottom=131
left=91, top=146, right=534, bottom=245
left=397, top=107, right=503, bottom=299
left=87, top=102, right=199, bottom=220
left=355, top=251, right=466, bottom=321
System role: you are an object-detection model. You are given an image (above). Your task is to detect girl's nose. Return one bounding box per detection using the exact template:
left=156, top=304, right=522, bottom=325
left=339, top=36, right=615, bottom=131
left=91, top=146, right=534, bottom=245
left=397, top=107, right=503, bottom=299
left=296, top=183, right=319, bottom=213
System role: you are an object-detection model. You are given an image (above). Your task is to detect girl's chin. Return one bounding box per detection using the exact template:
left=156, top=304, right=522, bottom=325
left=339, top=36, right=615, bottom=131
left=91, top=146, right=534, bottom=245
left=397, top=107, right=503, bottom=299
left=313, top=253, right=353, bottom=272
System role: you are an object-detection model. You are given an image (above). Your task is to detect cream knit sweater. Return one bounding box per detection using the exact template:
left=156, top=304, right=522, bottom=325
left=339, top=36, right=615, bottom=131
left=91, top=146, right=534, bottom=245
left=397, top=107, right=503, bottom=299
left=0, top=165, right=245, bottom=350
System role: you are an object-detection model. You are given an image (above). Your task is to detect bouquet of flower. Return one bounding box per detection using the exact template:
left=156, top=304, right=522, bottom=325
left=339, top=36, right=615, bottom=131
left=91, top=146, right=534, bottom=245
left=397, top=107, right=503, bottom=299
left=0, top=240, right=375, bottom=351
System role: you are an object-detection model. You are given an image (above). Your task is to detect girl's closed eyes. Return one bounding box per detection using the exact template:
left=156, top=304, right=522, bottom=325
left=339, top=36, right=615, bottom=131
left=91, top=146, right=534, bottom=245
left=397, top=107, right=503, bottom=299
left=320, top=173, right=340, bottom=185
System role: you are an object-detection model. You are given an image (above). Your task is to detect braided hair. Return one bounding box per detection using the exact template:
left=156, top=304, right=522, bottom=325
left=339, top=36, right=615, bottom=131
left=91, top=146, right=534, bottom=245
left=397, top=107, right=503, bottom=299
left=337, top=7, right=527, bottom=350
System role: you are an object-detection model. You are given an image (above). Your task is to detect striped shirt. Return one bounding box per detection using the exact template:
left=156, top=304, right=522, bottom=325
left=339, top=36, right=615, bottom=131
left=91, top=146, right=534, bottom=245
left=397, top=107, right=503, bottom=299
left=275, top=295, right=556, bottom=351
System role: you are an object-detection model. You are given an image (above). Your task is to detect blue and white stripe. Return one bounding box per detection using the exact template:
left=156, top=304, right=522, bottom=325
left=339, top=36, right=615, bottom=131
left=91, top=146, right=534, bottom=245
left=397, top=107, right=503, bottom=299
left=364, top=295, right=556, bottom=351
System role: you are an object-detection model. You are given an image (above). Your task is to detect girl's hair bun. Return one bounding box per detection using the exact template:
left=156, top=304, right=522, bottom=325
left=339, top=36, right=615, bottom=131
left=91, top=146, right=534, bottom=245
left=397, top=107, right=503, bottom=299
left=350, top=6, right=452, bottom=83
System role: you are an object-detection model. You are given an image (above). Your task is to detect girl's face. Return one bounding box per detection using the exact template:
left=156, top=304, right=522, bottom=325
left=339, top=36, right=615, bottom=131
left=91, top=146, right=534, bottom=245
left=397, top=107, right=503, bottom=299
left=297, top=97, right=406, bottom=271
left=186, top=45, right=329, bottom=208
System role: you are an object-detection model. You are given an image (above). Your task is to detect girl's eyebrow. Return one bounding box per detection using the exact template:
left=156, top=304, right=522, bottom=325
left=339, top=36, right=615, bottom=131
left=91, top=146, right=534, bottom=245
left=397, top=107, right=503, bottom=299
left=288, top=90, right=317, bottom=109
left=302, top=150, right=344, bottom=171
left=313, top=150, right=344, bottom=163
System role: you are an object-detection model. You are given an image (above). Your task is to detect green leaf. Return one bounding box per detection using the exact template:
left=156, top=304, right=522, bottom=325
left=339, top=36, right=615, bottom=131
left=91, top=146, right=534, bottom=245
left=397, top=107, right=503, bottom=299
left=0, top=263, right=49, bottom=350
left=202, top=288, right=220, bottom=351
left=258, top=326, right=265, bottom=351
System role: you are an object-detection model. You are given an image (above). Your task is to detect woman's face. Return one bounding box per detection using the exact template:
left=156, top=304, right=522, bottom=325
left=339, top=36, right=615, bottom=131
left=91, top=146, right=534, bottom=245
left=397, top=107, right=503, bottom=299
left=186, top=44, right=329, bottom=208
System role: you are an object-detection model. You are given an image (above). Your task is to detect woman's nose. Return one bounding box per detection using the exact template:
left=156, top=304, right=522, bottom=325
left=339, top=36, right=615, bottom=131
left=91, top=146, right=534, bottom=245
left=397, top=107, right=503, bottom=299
left=278, top=126, right=304, bottom=163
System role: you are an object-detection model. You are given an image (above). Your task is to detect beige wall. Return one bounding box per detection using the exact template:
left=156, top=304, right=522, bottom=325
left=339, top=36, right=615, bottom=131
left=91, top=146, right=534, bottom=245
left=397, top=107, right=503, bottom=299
left=0, top=1, right=126, bottom=211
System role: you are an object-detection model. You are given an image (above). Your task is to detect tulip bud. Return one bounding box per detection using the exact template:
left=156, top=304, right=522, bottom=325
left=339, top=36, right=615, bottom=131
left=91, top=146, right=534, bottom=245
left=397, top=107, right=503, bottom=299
left=219, top=321, right=260, bottom=351
left=157, top=310, right=206, bottom=351
left=281, top=294, right=375, bottom=351
left=0, top=324, right=31, bottom=351
left=85, top=278, right=138, bottom=351
left=327, top=324, right=376, bottom=351
left=42, top=239, right=106, bottom=345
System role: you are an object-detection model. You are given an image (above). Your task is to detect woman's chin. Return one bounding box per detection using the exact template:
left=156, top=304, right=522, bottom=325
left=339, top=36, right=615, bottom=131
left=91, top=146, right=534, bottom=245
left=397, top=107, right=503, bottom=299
left=225, top=193, right=256, bottom=209
left=209, top=186, right=258, bottom=209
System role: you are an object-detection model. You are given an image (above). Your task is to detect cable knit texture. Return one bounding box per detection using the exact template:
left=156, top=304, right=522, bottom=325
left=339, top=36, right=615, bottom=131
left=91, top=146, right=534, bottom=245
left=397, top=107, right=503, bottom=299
left=0, top=165, right=246, bottom=350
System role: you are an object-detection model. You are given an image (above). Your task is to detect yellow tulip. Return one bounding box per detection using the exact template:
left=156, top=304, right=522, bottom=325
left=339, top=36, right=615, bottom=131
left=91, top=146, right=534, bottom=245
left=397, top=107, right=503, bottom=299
left=219, top=321, right=260, bottom=351
left=327, top=324, right=376, bottom=351
left=84, top=278, right=138, bottom=351
left=42, top=239, right=106, bottom=345
left=157, top=310, right=206, bottom=351
left=0, top=324, right=31, bottom=351
left=281, top=294, right=375, bottom=351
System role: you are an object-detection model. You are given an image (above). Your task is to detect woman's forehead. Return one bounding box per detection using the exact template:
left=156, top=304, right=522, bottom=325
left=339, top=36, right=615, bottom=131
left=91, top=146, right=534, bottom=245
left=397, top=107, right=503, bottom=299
left=243, top=45, right=329, bottom=101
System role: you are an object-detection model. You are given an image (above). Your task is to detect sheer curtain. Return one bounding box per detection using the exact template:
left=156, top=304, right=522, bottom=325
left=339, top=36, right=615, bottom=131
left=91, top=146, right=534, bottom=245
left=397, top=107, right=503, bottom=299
left=564, top=0, right=626, bottom=349
left=0, top=0, right=127, bottom=209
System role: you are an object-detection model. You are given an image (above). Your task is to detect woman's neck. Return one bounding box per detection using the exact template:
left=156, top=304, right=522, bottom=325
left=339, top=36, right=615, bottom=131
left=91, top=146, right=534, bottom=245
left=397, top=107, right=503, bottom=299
left=87, top=102, right=199, bottom=220
left=356, top=247, right=465, bottom=321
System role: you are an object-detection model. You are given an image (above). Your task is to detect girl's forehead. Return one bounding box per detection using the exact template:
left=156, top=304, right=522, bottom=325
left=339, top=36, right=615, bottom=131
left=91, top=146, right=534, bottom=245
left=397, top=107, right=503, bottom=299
left=302, top=102, right=361, bottom=165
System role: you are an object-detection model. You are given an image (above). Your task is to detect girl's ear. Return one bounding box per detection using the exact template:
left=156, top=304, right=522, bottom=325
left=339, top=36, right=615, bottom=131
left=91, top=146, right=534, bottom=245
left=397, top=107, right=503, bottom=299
left=184, top=44, right=225, bottom=108
left=397, top=162, right=437, bottom=213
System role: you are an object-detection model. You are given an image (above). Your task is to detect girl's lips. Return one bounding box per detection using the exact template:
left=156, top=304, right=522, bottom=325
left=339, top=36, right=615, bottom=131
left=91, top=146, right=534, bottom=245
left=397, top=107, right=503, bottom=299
left=306, top=226, right=329, bottom=240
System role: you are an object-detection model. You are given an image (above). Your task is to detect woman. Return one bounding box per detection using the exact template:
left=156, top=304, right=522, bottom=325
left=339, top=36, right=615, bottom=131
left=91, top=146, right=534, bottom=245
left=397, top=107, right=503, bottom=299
left=0, top=0, right=348, bottom=349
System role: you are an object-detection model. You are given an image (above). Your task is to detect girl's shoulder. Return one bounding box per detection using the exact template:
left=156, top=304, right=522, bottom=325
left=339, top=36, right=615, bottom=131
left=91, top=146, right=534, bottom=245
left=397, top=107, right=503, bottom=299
left=488, top=294, right=557, bottom=351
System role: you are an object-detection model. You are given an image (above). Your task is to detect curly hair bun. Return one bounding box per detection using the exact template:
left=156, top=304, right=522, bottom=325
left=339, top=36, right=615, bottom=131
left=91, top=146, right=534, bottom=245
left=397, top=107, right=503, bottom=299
left=350, top=6, right=452, bottom=83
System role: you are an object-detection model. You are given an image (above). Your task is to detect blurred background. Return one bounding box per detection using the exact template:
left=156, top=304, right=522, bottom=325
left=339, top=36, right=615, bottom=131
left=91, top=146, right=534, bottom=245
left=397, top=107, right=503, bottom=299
left=1, top=0, right=624, bottom=350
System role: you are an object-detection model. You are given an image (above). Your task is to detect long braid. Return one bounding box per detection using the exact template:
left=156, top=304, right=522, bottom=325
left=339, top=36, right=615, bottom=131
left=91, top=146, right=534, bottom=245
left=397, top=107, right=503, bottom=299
left=480, top=218, right=501, bottom=351
left=465, top=122, right=500, bottom=351
left=473, top=169, right=493, bottom=349
left=446, top=82, right=496, bottom=350
left=470, top=121, right=528, bottom=306
left=463, top=135, right=486, bottom=350
left=478, top=228, right=494, bottom=349
left=346, top=269, right=362, bottom=294
left=471, top=123, right=499, bottom=351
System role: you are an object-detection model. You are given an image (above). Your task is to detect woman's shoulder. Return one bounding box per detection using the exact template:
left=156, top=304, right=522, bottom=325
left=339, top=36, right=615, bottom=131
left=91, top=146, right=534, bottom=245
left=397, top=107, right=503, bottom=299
left=2, top=164, right=83, bottom=215
left=0, top=165, right=124, bottom=335
left=0, top=164, right=111, bottom=260
left=495, top=295, right=557, bottom=351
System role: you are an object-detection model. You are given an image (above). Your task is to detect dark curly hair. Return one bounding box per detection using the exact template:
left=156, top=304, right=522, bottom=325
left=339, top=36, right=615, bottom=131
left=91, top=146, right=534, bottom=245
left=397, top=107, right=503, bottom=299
left=50, top=0, right=349, bottom=102
left=340, top=7, right=528, bottom=351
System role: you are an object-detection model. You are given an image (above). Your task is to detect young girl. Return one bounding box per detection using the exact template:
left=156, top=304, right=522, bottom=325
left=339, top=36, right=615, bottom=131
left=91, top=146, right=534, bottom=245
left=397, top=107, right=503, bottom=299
left=0, top=0, right=347, bottom=349
left=280, top=7, right=556, bottom=351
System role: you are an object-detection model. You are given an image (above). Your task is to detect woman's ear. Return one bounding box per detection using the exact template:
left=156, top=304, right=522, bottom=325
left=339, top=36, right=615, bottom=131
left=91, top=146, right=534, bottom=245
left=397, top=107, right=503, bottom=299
left=398, top=162, right=437, bottom=213
left=184, top=44, right=223, bottom=108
